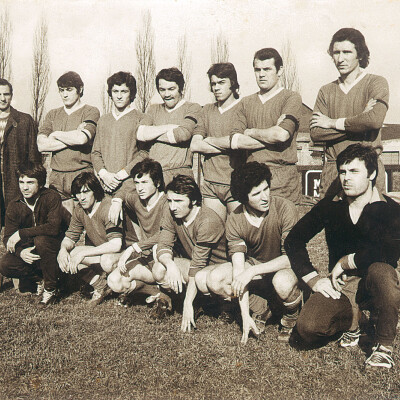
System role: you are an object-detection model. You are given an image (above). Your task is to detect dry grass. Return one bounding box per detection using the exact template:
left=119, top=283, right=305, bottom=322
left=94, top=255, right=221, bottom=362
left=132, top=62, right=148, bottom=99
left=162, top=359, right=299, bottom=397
left=0, top=205, right=399, bottom=400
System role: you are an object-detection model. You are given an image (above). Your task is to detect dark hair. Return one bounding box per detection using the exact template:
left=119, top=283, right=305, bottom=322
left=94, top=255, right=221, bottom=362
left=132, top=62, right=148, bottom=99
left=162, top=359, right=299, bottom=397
left=336, top=144, right=378, bottom=186
left=131, top=158, right=165, bottom=192
left=107, top=71, right=137, bottom=102
left=253, top=48, right=283, bottom=70
left=155, top=68, right=185, bottom=93
left=231, top=162, right=272, bottom=204
left=17, top=162, right=46, bottom=188
left=207, top=63, right=240, bottom=99
left=166, top=175, right=202, bottom=206
left=328, top=28, right=370, bottom=68
left=57, top=71, right=84, bottom=97
left=71, top=172, right=104, bottom=201
left=0, top=78, right=12, bottom=95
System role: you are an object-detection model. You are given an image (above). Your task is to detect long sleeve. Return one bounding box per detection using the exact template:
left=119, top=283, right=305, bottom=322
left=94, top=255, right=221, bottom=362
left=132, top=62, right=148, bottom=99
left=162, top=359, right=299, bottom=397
left=156, top=208, right=177, bottom=259
left=170, top=103, right=202, bottom=143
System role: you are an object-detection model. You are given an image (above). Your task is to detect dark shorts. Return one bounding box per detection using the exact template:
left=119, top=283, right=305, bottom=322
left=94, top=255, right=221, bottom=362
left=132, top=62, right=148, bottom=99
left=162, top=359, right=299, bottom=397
left=49, top=167, right=93, bottom=200
left=201, top=180, right=235, bottom=204
left=163, top=167, right=193, bottom=186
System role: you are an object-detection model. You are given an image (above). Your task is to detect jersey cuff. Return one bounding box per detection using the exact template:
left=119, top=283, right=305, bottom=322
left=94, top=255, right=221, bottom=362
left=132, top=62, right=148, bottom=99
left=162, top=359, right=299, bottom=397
left=231, top=133, right=241, bottom=150
left=137, top=126, right=145, bottom=141
left=302, top=270, right=319, bottom=284
left=132, top=243, right=142, bottom=253
left=335, top=118, right=346, bottom=131
left=167, top=129, right=177, bottom=144
left=346, top=253, right=357, bottom=269
left=81, top=129, right=92, bottom=141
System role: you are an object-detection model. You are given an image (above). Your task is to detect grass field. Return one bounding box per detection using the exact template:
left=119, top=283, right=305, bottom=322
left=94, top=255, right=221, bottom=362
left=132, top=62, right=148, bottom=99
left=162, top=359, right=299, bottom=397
left=0, top=205, right=400, bottom=400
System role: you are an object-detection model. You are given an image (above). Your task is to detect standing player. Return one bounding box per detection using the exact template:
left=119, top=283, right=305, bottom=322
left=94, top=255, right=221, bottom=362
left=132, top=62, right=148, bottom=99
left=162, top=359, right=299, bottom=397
left=57, top=172, right=123, bottom=305
left=0, top=79, right=40, bottom=225
left=206, top=162, right=301, bottom=344
left=310, top=28, right=389, bottom=198
left=152, top=175, right=228, bottom=332
left=37, top=71, right=100, bottom=213
left=92, top=71, right=148, bottom=196
left=137, top=68, right=201, bottom=185
left=107, top=159, right=171, bottom=314
left=191, top=63, right=245, bottom=221
left=285, top=144, right=400, bottom=369
left=227, top=48, right=302, bottom=204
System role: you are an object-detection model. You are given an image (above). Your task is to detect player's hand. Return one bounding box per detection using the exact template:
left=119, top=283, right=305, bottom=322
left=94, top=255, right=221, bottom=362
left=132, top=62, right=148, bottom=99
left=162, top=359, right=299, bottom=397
left=77, top=122, right=87, bottom=131
left=68, top=250, right=86, bottom=274
left=363, top=98, right=377, bottom=113
left=231, top=269, right=253, bottom=298
left=108, top=201, right=123, bottom=225
left=20, top=246, right=41, bottom=264
left=165, top=262, right=183, bottom=294
left=330, top=262, right=347, bottom=292
left=181, top=301, right=196, bottom=333
left=277, top=114, right=286, bottom=125
left=100, top=171, right=120, bottom=190
left=312, top=277, right=341, bottom=299
left=7, top=231, right=21, bottom=253
left=57, top=248, right=71, bottom=273
left=244, top=128, right=255, bottom=137
left=241, top=313, right=260, bottom=344
left=118, top=246, right=134, bottom=274
left=310, top=112, right=335, bottom=129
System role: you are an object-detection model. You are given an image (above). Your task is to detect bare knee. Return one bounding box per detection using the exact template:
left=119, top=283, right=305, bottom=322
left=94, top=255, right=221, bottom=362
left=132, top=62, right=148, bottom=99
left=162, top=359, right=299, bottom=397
left=207, top=268, right=231, bottom=296
left=272, top=269, right=299, bottom=301
left=107, top=270, right=124, bottom=293
left=195, top=270, right=209, bottom=294
left=100, top=254, right=119, bottom=273
left=152, top=262, right=166, bottom=282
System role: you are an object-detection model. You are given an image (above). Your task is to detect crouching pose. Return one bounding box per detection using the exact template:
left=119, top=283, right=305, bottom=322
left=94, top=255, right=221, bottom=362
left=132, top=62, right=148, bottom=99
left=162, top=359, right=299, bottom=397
left=57, top=172, right=122, bottom=305
left=153, top=175, right=228, bottom=331
left=0, top=162, right=68, bottom=305
left=206, top=162, right=302, bottom=344
left=285, top=144, right=400, bottom=369
left=107, top=159, right=171, bottom=315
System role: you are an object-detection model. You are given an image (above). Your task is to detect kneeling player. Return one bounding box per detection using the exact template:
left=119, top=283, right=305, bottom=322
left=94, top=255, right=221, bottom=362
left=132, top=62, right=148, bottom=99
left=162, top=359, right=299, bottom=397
left=107, top=159, right=170, bottom=314
left=207, top=162, right=302, bottom=344
left=57, top=172, right=122, bottom=305
left=152, top=175, right=228, bottom=331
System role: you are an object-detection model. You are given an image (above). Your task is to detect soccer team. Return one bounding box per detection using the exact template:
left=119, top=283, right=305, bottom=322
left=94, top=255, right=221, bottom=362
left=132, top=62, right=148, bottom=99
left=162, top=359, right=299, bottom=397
left=0, top=27, right=399, bottom=370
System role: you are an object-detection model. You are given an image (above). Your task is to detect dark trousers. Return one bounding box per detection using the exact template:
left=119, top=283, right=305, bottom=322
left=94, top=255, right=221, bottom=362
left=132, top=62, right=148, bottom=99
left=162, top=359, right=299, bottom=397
left=296, top=263, right=400, bottom=347
left=0, top=236, right=62, bottom=291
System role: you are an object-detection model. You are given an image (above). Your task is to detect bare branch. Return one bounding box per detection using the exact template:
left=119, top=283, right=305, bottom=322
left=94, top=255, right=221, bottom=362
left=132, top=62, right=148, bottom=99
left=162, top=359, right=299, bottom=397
left=101, top=66, right=112, bottom=115
left=31, top=16, right=51, bottom=127
left=0, top=6, right=12, bottom=80
left=281, top=39, right=301, bottom=93
left=211, top=32, right=229, bottom=64
left=135, top=10, right=156, bottom=113
left=176, top=33, right=192, bottom=100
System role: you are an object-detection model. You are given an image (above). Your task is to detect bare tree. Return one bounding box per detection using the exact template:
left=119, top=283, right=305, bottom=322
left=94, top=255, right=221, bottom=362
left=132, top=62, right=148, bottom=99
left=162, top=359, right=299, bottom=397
left=0, top=6, right=12, bottom=80
left=31, top=16, right=51, bottom=127
left=176, top=33, right=192, bottom=100
left=211, top=32, right=229, bottom=64
left=280, top=38, right=301, bottom=93
left=135, top=10, right=156, bottom=113
left=101, top=66, right=112, bottom=115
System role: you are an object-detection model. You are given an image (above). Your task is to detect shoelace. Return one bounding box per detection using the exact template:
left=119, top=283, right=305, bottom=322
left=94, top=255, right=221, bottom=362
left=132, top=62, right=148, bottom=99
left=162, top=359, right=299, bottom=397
left=41, top=290, right=54, bottom=303
left=365, top=345, right=395, bottom=367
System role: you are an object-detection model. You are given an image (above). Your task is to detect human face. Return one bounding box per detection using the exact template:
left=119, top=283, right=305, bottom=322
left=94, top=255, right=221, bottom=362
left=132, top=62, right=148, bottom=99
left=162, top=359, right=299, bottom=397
left=246, top=180, right=270, bottom=214
left=134, top=173, right=158, bottom=201
left=210, top=75, right=234, bottom=104
left=19, top=176, right=40, bottom=200
left=58, top=87, right=81, bottom=109
left=339, top=158, right=375, bottom=198
left=75, top=185, right=96, bottom=212
left=253, top=58, right=282, bottom=94
left=111, top=84, right=131, bottom=112
left=0, top=85, right=12, bottom=112
left=332, top=41, right=360, bottom=77
left=158, top=79, right=182, bottom=109
left=167, top=191, right=194, bottom=220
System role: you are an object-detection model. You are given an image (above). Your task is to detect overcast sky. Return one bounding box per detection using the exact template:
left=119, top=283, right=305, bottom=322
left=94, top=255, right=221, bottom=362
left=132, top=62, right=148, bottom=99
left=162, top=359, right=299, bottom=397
left=7, top=0, right=400, bottom=123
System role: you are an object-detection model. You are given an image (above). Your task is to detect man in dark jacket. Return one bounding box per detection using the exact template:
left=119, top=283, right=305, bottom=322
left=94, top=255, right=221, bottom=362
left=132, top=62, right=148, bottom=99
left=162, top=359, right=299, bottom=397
left=0, top=162, right=69, bottom=306
left=0, top=79, right=41, bottom=225
left=285, top=144, right=400, bottom=369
